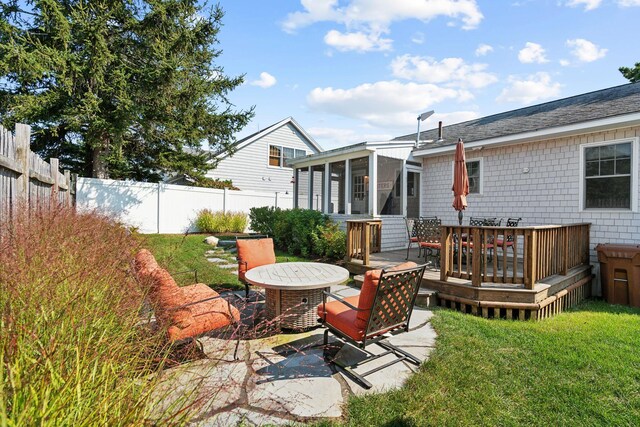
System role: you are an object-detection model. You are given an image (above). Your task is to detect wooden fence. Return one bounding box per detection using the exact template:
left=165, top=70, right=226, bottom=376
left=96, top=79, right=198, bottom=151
left=439, top=223, right=591, bottom=288
left=345, top=219, right=382, bottom=266
left=0, top=124, right=75, bottom=224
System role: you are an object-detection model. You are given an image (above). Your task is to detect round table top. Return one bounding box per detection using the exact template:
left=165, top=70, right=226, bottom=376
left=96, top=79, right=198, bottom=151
left=244, top=262, right=350, bottom=290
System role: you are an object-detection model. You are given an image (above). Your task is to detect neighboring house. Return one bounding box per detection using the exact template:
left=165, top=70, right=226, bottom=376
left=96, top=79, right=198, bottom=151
left=289, top=82, right=640, bottom=265
left=206, top=117, right=322, bottom=194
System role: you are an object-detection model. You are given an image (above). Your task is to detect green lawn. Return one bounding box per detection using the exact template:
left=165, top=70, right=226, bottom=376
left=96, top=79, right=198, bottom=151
left=139, top=234, right=309, bottom=290
left=342, top=300, right=640, bottom=426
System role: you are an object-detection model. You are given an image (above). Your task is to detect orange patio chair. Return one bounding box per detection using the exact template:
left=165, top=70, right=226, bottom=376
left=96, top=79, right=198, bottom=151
left=134, top=250, right=241, bottom=355
left=236, top=235, right=277, bottom=298
left=415, top=219, right=442, bottom=266
left=317, top=262, right=427, bottom=389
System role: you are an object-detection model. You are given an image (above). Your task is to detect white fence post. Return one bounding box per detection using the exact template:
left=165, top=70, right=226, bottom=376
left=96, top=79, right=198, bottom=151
left=275, top=192, right=279, bottom=208
left=223, top=187, right=228, bottom=213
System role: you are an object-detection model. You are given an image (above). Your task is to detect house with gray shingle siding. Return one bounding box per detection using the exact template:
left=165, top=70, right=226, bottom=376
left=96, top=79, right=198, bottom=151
left=206, top=117, right=322, bottom=194
left=404, top=82, right=640, bottom=292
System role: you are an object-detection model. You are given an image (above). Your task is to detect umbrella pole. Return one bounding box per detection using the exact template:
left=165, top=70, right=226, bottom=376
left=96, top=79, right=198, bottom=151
left=458, top=211, right=463, bottom=226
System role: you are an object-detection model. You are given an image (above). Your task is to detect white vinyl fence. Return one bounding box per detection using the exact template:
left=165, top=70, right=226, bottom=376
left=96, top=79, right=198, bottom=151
left=76, top=178, right=293, bottom=233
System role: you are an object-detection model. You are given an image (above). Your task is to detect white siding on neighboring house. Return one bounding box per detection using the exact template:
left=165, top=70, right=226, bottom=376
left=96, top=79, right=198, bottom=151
left=420, top=125, right=640, bottom=265
left=207, top=122, right=319, bottom=193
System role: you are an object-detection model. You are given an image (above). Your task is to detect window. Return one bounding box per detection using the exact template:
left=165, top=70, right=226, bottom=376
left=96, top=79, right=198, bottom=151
left=583, top=141, right=634, bottom=209
left=466, top=160, right=481, bottom=194
left=268, top=145, right=306, bottom=168
left=269, top=145, right=281, bottom=167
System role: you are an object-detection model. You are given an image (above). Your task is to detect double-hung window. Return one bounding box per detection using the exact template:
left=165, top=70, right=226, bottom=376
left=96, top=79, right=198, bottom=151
left=581, top=138, right=638, bottom=210
left=268, top=145, right=306, bottom=168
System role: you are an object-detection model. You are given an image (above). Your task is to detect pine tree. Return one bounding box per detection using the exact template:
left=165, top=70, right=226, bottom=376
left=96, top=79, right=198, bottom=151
left=0, top=0, right=253, bottom=180
left=619, top=62, right=640, bottom=83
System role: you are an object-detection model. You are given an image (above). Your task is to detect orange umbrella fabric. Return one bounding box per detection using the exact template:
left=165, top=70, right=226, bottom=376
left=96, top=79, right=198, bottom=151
left=452, top=138, right=469, bottom=224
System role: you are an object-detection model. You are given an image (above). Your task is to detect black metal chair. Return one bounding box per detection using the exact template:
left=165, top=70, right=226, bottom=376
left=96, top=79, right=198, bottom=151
left=415, top=218, right=442, bottom=267
left=495, top=217, right=522, bottom=268
left=404, top=217, right=420, bottom=260
left=318, top=263, right=427, bottom=389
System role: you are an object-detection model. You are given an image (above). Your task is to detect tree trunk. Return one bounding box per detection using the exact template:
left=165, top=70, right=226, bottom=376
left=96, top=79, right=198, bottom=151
left=92, top=146, right=109, bottom=179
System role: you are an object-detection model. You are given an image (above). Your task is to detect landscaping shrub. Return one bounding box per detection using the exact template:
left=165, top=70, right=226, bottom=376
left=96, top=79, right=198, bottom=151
left=311, top=222, right=347, bottom=259
left=249, top=207, right=345, bottom=259
left=248, top=206, right=282, bottom=237
left=0, top=207, right=170, bottom=425
left=195, top=209, right=247, bottom=233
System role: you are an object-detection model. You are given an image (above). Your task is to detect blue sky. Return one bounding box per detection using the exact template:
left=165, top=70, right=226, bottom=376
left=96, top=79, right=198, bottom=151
left=217, top=0, right=639, bottom=150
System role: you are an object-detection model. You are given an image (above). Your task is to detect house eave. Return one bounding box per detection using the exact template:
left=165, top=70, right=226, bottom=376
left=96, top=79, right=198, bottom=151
left=413, top=112, right=640, bottom=158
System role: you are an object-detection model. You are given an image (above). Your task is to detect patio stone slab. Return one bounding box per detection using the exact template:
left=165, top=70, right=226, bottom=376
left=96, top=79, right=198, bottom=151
left=217, top=264, right=238, bottom=269
left=190, top=408, right=296, bottom=427
left=151, top=283, right=438, bottom=425
left=206, top=257, right=228, bottom=263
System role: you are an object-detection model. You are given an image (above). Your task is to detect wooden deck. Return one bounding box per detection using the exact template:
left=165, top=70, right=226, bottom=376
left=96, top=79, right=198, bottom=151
left=347, top=247, right=593, bottom=320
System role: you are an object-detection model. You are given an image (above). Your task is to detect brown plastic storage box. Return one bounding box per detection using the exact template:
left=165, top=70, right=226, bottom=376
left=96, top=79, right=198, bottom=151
left=596, top=244, right=640, bottom=308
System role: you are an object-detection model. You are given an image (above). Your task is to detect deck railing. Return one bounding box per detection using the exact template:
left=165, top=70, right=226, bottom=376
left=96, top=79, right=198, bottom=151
left=345, top=219, right=382, bottom=266
left=439, top=223, right=591, bottom=289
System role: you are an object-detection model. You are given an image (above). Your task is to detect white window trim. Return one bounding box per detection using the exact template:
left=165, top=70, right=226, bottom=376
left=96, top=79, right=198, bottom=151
left=267, top=144, right=306, bottom=169
left=451, top=157, right=483, bottom=195
left=579, top=137, right=639, bottom=212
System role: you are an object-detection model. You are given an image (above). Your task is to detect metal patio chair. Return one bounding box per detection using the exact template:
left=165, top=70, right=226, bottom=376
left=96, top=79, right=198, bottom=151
left=318, top=263, right=427, bottom=389
left=414, top=218, right=442, bottom=267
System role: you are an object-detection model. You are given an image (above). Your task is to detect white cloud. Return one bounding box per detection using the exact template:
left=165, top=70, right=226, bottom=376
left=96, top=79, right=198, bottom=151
left=518, top=42, right=548, bottom=64
left=475, top=43, right=493, bottom=56
left=250, top=72, right=277, bottom=88
left=324, top=29, right=392, bottom=52
left=308, top=127, right=392, bottom=147
left=496, top=72, right=562, bottom=104
left=307, top=80, right=473, bottom=128
left=282, top=0, right=484, bottom=34
left=566, top=38, right=607, bottom=62
left=559, top=59, right=571, bottom=66
left=565, top=0, right=602, bottom=10
left=411, top=32, right=425, bottom=45
left=618, top=0, right=640, bottom=5
left=390, top=55, right=498, bottom=89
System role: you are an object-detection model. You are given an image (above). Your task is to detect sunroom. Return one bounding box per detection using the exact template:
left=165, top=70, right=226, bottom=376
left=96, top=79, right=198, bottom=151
left=287, top=140, right=422, bottom=251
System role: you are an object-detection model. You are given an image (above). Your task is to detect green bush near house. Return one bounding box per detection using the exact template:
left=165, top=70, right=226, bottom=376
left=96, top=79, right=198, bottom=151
left=249, top=207, right=346, bottom=259
left=194, top=209, right=247, bottom=233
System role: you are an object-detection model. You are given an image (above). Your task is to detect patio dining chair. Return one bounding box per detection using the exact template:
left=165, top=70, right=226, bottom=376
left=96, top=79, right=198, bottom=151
left=494, top=217, right=522, bottom=268
left=317, top=262, right=427, bottom=389
left=404, top=217, right=420, bottom=260
left=414, top=218, right=442, bottom=266
left=462, top=218, right=502, bottom=261
left=236, top=235, right=276, bottom=298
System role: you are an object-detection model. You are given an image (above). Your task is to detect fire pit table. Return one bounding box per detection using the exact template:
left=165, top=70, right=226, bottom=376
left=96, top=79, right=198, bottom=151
left=244, top=262, right=350, bottom=330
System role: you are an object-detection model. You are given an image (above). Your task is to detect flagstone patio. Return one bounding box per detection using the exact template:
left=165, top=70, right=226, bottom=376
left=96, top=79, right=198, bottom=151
left=150, top=284, right=437, bottom=426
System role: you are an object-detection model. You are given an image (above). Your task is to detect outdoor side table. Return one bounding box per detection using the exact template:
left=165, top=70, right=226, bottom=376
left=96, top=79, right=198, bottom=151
left=244, top=262, right=350, bottom=330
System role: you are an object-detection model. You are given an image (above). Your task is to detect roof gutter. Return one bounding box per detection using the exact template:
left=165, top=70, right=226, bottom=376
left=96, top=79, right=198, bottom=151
left=413, top=112, right=640, bottom=158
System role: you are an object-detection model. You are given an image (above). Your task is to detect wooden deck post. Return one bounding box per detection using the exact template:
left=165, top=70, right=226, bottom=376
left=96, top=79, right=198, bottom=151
left=363, top=222, right=371, bottom=266
left=525, top=229, right=537, bottom=290
left=471, top=227, right=482, bottom=287
left=561, top=226, right=569, bottom=275
left=440, top=226, right=450, bottom=282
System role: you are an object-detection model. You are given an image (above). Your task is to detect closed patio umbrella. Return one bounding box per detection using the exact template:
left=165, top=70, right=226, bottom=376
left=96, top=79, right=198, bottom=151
left=452, top=138, right=469, bottom=225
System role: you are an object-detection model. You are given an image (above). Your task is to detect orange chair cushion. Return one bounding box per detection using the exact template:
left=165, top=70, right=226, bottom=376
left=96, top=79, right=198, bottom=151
left=461, top=241, right=494, bottom=249
left=168, top=284, right=241, bottom=341
left=419, top=242, right=441, bottom=249
left=134, top=249, right=159, bottom=278
left=495, top=239, right=514, bottom=247
left=236, top=238, right=276, bottom=281
left=317, top=295, right=364, bottom=341
left=149, top=268, right=194, bottom=330
left=410, top=237, right=419, bottom=242
left=355, top=261, right=418, bottom=330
